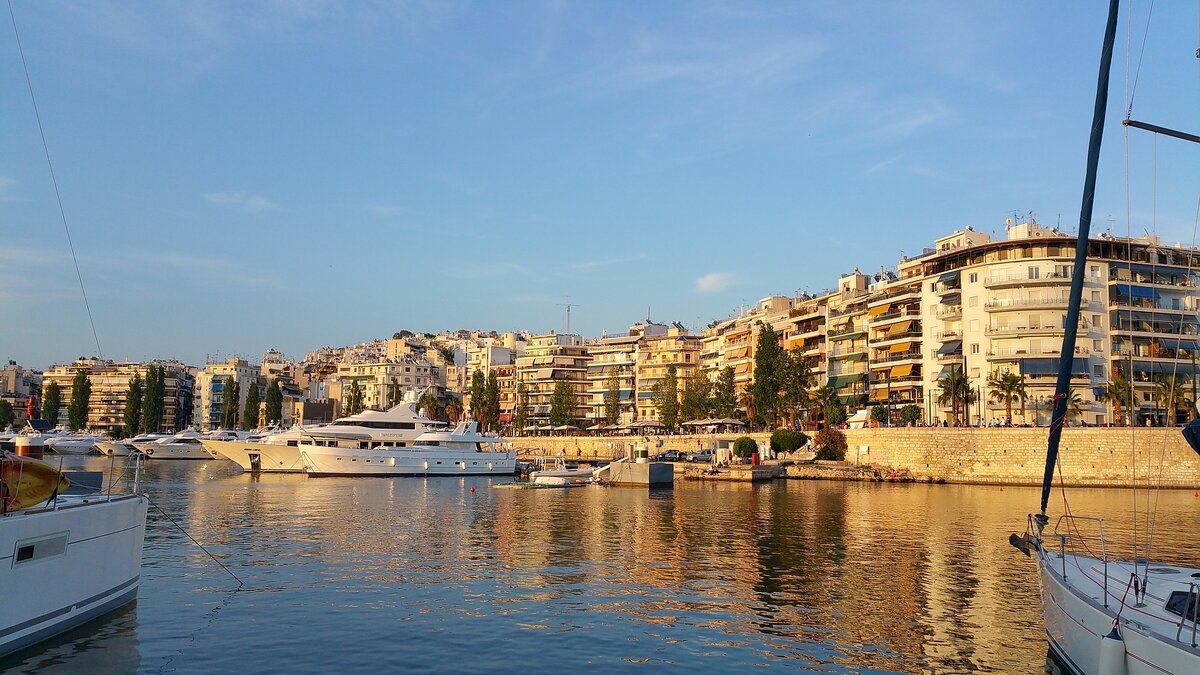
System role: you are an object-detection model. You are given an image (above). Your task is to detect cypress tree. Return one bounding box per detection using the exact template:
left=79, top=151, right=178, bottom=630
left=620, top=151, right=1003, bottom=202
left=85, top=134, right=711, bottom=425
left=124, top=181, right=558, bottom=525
left=141, top=365, right=158, bottom=433
left=42, top=381, right=62, bottom=426
left=652, top=364, right=680, bottom=430
left=468, top=369, right=485, bottom=424
left=152, top=366, right=166, bottom=430
left=712, top=367, right=736, bottom=418
left=265, top=378, right=283, bottom=426
left=549, top=379, right=575, bottom=427
left=68, top=368, right=91, bottom=431
left=484, top=370, right=500, bottom=432
left=243, top=383, right=260, bottom=430
left=513, top=382, right=529, bottom=432
left=123, top=373, right=143, bottom=438
left=0, top=400, right=14, bottom=430
left=750, top=322, right=784, bottom=427
left=604, top=372, right=621, bottom=425
left=220, top=379, right=240, bottom=429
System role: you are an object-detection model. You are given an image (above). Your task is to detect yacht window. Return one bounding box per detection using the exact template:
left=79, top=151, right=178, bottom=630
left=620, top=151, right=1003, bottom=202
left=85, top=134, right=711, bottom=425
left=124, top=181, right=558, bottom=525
left=1165, top=591, right=1200, bottom=620
left=287, top=441, right=298, bottom=447
left=359, top=442, right=368, bottom=449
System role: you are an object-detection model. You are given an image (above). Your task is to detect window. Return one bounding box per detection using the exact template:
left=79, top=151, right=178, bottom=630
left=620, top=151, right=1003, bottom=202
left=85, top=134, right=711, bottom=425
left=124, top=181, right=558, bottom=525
left=1090, top=265, right=1100, bottom=278
left=1093, top=365, right=1104, bottom=378
left=970, top=368, right=980, bottom=378
left=969, top=296, right=978, bottom=307
left=970, top=344, right=980, bottom=355
left=969, top=319, right=979, bottom=332
left=1093, top=340, right=1102, bottom=351
left=968, top=272, right=978, bottom=283
left=1028, top=266, right=1040, bottom=279
left=1091, top=291, right=1100, bottom=302
left=1165, top=591, right=1199, bottom=620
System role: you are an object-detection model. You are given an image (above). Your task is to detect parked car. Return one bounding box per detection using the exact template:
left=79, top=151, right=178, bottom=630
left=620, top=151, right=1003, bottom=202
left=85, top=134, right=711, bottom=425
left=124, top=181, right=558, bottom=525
left=653, top=450, right=683, bottom=462
left=686, top=449, right=715, bottom=463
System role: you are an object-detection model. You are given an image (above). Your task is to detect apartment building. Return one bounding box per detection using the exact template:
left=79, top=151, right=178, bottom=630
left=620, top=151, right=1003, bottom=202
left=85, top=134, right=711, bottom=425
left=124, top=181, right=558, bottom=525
left=193, top=358, right=260, bottom=431
left=513, top=332, right=590, bottom=426
left=0, top=361, right=42, bottom=427
left=42, top=358, right=195, bottom=434
left=634, top=327, right=702, bottom=422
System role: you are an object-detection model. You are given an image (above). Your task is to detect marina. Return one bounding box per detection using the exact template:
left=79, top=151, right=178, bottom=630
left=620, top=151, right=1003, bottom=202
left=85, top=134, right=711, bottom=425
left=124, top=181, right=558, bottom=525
left=3, top=456, right=1198, bottom=672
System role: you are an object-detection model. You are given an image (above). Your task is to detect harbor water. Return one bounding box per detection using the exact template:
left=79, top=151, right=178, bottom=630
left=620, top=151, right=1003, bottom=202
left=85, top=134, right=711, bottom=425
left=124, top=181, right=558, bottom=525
left=4, top=457, right=1199, bottom=674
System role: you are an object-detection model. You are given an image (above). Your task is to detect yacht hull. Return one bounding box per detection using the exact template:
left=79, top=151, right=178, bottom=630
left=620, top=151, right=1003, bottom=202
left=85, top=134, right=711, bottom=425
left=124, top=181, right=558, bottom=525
left=201, top=439, right=305, bottom=472
left=45, top=440, right=95, bottom=455
left=94, top=441, right=133, bottom=456
left=132, top=443, right=210, bottom=460
left=1038, top=550, right=1200, bottom=675
left=0, top=494, right=147, bottom=658
left=301, top=444, right=517, bottom=477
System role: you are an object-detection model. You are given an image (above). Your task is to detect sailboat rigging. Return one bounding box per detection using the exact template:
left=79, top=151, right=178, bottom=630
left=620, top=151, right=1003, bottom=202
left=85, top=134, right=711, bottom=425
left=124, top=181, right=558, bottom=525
left=1017, top=1, right=1200, bottom=673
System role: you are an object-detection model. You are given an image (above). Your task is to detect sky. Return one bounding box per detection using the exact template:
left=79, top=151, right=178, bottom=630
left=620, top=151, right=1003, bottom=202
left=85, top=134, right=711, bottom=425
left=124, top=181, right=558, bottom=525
left=2, top=1, right=1198, bottom=370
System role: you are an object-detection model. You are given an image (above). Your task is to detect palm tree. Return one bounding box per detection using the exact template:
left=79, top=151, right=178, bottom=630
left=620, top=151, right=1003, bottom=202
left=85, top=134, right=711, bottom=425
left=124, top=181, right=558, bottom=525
left=937, top=369, right=975, bottom=424
left=737, top=388, right=756, bottom=429
left=1097, top=368, right=1133, bottom=426
left=987, top=369, right=1027, bottom=424
left=809, top=385, right=841, bottom=426
left=417, top=390, right=441, bottom=422
left=1153, top=375, right=1190, bottom=427
left=445, top=399, right=463, bottom=424
left=1062, top=387, right=1085, bottom=424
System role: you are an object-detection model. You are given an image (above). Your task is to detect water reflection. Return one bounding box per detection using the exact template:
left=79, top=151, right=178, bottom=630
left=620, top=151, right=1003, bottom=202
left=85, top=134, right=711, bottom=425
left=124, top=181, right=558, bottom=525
left=3, top=457, right=1196, bottom=673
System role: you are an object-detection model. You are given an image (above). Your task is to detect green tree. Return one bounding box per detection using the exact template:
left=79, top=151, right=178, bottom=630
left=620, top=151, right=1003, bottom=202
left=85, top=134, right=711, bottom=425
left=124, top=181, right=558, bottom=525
left=243, top=383, right=261, bottom=430
left=813, top=428, right=848, bottom=461
left=484, top=370, right=501, bottom=432
left=469, top=369, right=486, bottom=425
left=344, top=380, right=364, bottom=417
left=42, top=381, right=62, bottom=427
left=220, top=379, right=240, bottom=429
left=141, top=365, right=158, bottom=433
left=604, top=372, right=622, bottom=426
left=445, top=398, right=463, bottom=424
left=123, top=373, right=143, bottom=438
left=68, top=368, right=91, bottom=431
left=679, top=368, right=712, bottom=422
left=810, top=385, right=841, bottom=427
left=899, top=404, right=922, bottom=426
left=1098, top=367, right=1133, bottom=426
left=712, top=366, right=737, bottom=418
left=549, top=379, right=575, bottom=427
left=265, top=378, right=283, bottom=426
left=780, top=349, right=813, bottom=427
left=417, top=389, right=440, bottom=421
left=1063, top=387, right=1085, bottom=423
left=0, top=400, right=14, bottom=429
left=937, top=369, right=975, bottom=424
left=770, top=428, right=808, bottom=453
left=651, top=364, right=680, bottom=430
left=732, top=436, right=757, bottom=458
left=387, top=377, right=402, bottom=408
left=1153, top=375, right=1189, bottom=426
left=750, top=322, right=784, bottom=426
left=150, top=366, right=166, bottom=432
left=513, top=382, right=529, bottom=432
left=869, top=404, right=889, bottom=426
left=987, top=369, right=1027, bottom=424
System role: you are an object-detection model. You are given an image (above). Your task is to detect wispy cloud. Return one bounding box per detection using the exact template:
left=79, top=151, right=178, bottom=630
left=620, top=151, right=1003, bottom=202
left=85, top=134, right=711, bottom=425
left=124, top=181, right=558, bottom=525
left=570, top=253, right=646, bottom=271
left=863, top=156, right=900, bottom=176
left=203, top=191, right=278, bottom=214
left=0, top=175, right=21, bottom=202
left=694, top=272, right=735, bottom=293
left=365, top=203, right=405, bottom=216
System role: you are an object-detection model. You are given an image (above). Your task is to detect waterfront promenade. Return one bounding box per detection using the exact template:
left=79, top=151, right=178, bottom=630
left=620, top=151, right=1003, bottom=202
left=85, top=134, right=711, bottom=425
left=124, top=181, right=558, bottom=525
left=509, top=426, right=1200, bottom=489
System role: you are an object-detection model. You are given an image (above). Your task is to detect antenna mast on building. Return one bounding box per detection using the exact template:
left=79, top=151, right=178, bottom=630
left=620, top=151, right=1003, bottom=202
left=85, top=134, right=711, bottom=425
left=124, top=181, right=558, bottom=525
left=557, top=297, right=579, bottom=334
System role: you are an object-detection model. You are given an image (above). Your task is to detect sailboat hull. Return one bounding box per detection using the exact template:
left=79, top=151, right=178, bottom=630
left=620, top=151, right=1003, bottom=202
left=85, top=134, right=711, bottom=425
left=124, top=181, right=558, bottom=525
left=1038, top=550, right=1200, bottom=674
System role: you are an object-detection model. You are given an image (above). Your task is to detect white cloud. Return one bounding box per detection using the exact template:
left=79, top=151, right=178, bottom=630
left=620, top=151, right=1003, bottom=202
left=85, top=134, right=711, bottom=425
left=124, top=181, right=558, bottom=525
left=365, top=203, right=405, bottom=216
left=203, top=191, right=278, bottom=214
left=571, top=253, right=646, bottom=271
left=0, top=175, right=20, bottom=202
left=694, top=272, right=735, bottom=293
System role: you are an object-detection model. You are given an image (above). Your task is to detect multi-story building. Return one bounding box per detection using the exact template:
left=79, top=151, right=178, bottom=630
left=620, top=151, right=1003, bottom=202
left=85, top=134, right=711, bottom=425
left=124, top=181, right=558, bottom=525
left=634, top=326, right=702, bottom=422
left=193, top=358, right=261, bottom=430
left=41, top=359, right=194, bottom=434
left=0, top=361, right=42, bottom=427
left=513, top=332, right=590, bottom=426
left=331, top=357, right=438, bottom=411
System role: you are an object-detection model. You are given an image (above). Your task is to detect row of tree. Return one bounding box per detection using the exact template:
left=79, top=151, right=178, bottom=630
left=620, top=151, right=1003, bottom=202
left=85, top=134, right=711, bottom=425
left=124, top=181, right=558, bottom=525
left=469, top=370, right=501, bottom=431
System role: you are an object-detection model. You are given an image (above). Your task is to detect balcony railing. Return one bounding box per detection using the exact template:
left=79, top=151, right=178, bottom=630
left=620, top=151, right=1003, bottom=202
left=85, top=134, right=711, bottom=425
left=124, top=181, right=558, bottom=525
left=936, top=353, right=964, bottom=363
left=986, top=346, right=1091, bottom=358
left=985, top=296, right=1070, bottom=310
left=937, top=330, right=961, bottom=340
left=937, top=306, right=962, bottom=319
left=1110, top=298, right=1194, bottom=312
left=870, top=330, right=923, bottom=344
left=984, top=272, right=1070, bottom=288
left=872, top=350, right=922, bottom=363
left=985, top=320, right=1091, bottom=336
left=869, top=309, right=921, bottom=324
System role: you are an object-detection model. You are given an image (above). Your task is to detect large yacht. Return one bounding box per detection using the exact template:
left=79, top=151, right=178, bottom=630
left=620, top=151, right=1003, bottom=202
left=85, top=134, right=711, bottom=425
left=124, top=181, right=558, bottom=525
left=202, top=397, right=445, bottom=472
left=300, top=421, right=516, bottom=477
left=134, top=430, right=213, bottom=460
left=95, top=432, right=172, bottom=456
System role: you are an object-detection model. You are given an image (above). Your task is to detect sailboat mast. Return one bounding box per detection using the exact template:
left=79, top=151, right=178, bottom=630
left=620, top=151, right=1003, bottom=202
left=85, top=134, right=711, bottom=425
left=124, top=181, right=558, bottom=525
left=1039, top=0, right=1121, bottom=519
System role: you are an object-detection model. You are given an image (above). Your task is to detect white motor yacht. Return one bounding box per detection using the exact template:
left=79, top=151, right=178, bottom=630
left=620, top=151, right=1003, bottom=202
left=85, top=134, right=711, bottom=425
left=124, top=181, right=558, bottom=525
left=301, top=421, right=516, bottom=477
left=204, top=397, right=444, bottom=472
left=95, top=432, right=172, bottom=457
left=135, top=430, right=211, bottom=460
left=0, top=448, right=147, bottom=657
left=44, top=433, right=100, bottom=455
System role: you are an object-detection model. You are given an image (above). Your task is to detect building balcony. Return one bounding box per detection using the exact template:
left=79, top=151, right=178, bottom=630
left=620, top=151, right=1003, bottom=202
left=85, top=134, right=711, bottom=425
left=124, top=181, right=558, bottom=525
left=936, top=353, right=964, bottom=364
left=869, top=330, right=922, bottom=347
left=984, top=273, right=1071, bottom=289
left=985, top=324, right=1079, bottom=337
left=868, top=309, right=921, bottom=326
left=984, top=296, right=1070, bottom=311
left=1109, top=298, right=1195, bottom=313
left=987, top=347, right=1090, bottom=360
left=937, top=306, right=962, bottom=320
left=872, top=350, right=922, bottom=364
left=936, top=330, right=961, bottom=341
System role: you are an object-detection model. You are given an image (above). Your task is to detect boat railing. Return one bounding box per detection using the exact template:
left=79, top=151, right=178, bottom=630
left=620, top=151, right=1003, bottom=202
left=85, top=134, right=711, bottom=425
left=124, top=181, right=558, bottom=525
left=1050, top=514, right=1110, bottom=605
left=1176, top=582, right=1200, bottom=648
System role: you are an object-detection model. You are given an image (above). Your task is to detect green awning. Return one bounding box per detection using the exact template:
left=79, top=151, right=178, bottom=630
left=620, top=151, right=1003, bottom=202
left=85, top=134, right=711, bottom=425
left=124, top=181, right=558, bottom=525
left=837, top=352, right=867, bottom=362
left=828, top=373, right=867, bottom=388
left=830, top=330, right=867, bottom=342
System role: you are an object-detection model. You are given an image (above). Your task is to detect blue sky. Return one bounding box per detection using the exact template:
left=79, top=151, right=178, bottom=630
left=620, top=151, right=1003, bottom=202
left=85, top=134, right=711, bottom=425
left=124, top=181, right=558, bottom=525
left=3, top=1, right=1198, bottom=369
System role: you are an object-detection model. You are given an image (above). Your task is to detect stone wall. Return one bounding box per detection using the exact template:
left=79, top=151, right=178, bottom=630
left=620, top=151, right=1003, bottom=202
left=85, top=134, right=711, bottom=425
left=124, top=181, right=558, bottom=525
left=508, top=428, right=1200, bottom=488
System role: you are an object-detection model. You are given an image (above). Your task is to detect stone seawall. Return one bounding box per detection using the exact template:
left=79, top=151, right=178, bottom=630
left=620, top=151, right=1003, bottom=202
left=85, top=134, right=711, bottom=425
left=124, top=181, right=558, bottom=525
left=508, top=428, right=1200, bottom=488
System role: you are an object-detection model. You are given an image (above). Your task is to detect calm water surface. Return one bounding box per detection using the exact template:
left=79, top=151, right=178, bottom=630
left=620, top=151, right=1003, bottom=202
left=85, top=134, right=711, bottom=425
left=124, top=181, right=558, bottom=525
left=4, top=457, right=1199, bottom=674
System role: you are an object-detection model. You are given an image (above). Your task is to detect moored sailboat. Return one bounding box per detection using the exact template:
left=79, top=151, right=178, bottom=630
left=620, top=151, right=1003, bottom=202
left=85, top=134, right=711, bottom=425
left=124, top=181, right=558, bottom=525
left=1014, top=2, right=1200, bottom=673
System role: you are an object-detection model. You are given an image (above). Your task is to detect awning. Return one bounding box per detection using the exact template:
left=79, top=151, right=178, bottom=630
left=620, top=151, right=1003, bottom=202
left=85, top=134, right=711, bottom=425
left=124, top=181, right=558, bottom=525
left=838, top=394, right=864, bottom=405
left=889, top=341, right=914, bottom=354
left=828, top=373, right=866, bottom=388
left=1092, top=387, right=1106, bottom=398
left=937, top=365, right=955, bottom=378
left=1020, top=358, right=1089, bottom=376
left=870, top=389, right=890, bottom=401
left=619, top=390, right=633, bottom=400
left=1132, top=361, right=1198, bottom=376
left=637, top=392, right=656, bottom=399
left=830, top=331, right=867, bottom=342
left=1160, top=338, right=1200, bottom=351
left=888, top=320, right=914, bottom=336
left=735, top=363, right=751, bottom=374
left=839, top=352, right=867, bottom=362
left=868, top=303, right=892, bottom=317
left=727, top=346, right=749, bottom=359
left=937, top=340, right=963, bottom=355
left=891, top=363, right=915, bottom=378
left=937, top=270, right=961, bottom=284
left=1113, top=284, right=1162, bottom=300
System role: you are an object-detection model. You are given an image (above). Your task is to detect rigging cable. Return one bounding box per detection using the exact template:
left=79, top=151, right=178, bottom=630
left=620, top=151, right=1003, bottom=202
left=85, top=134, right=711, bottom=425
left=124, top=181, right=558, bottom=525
left=6, top=0, right=103, bottom=359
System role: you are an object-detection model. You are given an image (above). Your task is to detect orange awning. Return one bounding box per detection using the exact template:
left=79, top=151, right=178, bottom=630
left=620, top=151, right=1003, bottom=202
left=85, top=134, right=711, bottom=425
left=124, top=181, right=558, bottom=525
left=735, top=363, right=751, bottom=374
left=727, top=346, right=749, bottom=359
left=868, top=303, right=892, bottom=317
left=889, top=341, right=913, bottom=354
left=870, top=389, right=890, bottom=401
left=887, top=320, right=913, bottom=336
left=891, top=363, right=914, bottom=378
